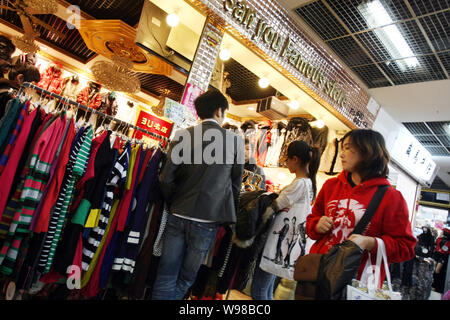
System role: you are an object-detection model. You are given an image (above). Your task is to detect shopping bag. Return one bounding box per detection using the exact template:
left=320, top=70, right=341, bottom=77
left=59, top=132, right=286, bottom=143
left=346, top=238, right=402, bottom=300
left=259, top=206, right=308, bottom=280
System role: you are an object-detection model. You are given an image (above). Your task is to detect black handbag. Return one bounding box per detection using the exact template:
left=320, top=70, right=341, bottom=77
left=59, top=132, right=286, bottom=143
left=294, top=185, right=389, bottom=300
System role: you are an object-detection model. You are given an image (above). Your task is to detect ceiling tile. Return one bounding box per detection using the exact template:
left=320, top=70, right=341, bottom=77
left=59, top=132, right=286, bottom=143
left=438, top=51, right=450, bottom=73
left=224, top=58, right=277, bottom=102
left=408, top=0, right=450, bottom=16
left=356, top=20, right=433, bottom=63
left=0, top=5, right=96, bottom=62
left=403, top=122, right=433, bottom=135
left=137, top=73, right=184, bottom=102
left=327, top=36, right=373, bottom=66
left=326, top=0, right=412, bottom=33
left=427, top=121, right=450, bottom=134
left=419, top=11, right=450, bottom=52
left=437, top=134, right=450, bottom=146
left=380, top=54, right=447, bottom=85
left=425, top=146, right=450, bottom=156
left=351, top=64, right=392, bottom=88
left=66, top=0, right=145, bottom=26
left=415, top=134, right=442, bottom=146
left=295, top=1, right=348, bottom=40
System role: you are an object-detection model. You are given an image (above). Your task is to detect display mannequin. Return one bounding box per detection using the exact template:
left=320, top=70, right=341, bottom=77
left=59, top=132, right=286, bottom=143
left=76, top=81, right=102, bottom=122
left=95, top=91, right=118, bottom=129
left=37, top=62, right=64, bottom=95
left=60, top=75, right=81, bottom=102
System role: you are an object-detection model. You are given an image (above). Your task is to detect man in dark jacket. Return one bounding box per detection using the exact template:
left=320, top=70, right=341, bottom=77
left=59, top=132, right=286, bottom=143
left=152, top=89, right=244, bottom=300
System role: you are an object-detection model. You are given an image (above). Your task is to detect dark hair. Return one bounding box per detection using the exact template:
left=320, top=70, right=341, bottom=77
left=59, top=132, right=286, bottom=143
left=222, top=123, right=238, bottom=131
left=9, top=63, right=40, bottom=83
left=194, top=89, right=228, bottom=120
left=0, top=35, right=15, bottom=61
left=287, top=140, right=320, bottom=200
left=241, top=120, right=257, bottom=132
left=341, top=129, right=390, bottom=181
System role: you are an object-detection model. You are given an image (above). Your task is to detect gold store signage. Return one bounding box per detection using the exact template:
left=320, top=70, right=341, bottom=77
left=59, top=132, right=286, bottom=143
left=223, top=0, right=348, bottom=108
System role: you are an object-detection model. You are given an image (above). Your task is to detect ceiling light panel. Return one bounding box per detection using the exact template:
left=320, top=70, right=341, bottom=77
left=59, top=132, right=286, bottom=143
left=327, top=0, right=412, bottom=33
left=356, top=21, right=432, bottom=62
left=380, top=54, right=447, bottom=85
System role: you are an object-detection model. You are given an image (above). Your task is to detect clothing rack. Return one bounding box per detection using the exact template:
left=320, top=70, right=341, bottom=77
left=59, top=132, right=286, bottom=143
left=18, top=82, right=169, bottom=142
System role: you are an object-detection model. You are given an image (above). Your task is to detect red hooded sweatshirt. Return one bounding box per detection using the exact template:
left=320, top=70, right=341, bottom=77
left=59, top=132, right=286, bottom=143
left=306, top=171, right=416, bottom=286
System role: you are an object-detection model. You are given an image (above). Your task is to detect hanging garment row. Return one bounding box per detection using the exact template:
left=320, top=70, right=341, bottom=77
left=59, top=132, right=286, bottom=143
left=236, top=118, right=330, bottom=169
left=17, top=82, right=169, bottom=145
left=0, top=84, right=173, bottom=300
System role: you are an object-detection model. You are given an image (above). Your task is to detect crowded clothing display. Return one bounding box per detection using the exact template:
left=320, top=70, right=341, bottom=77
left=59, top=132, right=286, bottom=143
left=0, top=0, right=448, bottom=302
left=0, top=83, right=171, bottom=300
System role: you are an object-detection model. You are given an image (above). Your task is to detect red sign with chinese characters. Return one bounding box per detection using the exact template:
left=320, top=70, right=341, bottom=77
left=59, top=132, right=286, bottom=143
left=134, top=109, right=173, bottom=146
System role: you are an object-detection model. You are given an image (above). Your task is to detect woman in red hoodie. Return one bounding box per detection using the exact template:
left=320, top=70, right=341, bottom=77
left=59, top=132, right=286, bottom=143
left=306, top=129, right=416, bottom=285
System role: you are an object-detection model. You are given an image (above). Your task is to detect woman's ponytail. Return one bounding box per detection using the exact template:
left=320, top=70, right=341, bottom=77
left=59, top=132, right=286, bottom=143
left=286, top=140, right=321, bottom=201
left=308, top=146, right=321, bottom=200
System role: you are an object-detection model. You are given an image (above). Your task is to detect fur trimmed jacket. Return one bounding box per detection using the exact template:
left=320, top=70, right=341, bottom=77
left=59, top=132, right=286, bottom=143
left=77, top=84, right=102, bottom=110
left=37, top=64, right=64, bottom=95
left=233, top=190, right=278, bottom=249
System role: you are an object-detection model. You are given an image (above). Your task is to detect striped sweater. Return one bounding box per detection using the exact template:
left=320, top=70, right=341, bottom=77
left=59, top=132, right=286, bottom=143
left=0, top=102, right=28, bottom=174
left=0, top=115, right=67, bottom=275
left=37, top=126, right=93, bottom=274
left=81, top=147, right=129, bottom=272
left=112, top=149, right=162, bottom=274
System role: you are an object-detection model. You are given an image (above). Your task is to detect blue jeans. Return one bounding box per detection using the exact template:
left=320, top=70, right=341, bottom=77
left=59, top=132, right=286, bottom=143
left=251, top=265, right=276, bottom=300
left=152, top=214, right=219, bottom=300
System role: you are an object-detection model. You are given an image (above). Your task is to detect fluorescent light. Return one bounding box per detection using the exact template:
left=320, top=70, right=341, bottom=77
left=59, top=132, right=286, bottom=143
left=248, top=107, right=255, bottom=111
left=166, top=13, right=179, bottom=27
left=358, top=0, right=419, bottom=71
left=219, top=48, right=231, bottom=61
left=258, top=77, right=269, bottom=88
